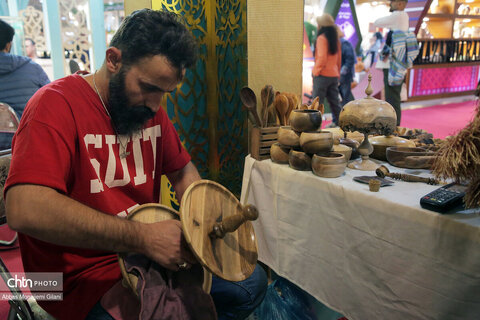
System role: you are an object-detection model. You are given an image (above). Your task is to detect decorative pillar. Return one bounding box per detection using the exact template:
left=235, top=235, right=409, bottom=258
left=89, top=0, right=107, bottom=71
left=43, top=0, right=64, bottom=79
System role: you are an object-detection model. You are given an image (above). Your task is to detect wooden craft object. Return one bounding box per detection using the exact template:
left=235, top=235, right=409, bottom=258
left=375, top=165, right=440, bottom=185
left=347, top=133, right=379, bottom=171
left=180, top=180, right=258, bottom=282
left=404, top=155, right=435, bottom=169
left=118, top=204, right=213, bottom=297
left=340, top=75, right=397, bottom=170
left=260, top=86, right=268, bottom=127
left=265, top=85, right=275, bottom=126
left=274, top=94, right=289, bottom=126
left=240, top=87, right=262, bottom=127
left=251, top=126, right=279, bottom=160
left=285, top=98, right=295, bottom=125
left=310, top=96, right=320, bottom=111
left=267, top=104, right=277, bottom=126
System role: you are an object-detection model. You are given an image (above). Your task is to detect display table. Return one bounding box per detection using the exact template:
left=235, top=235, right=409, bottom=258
left=240, top=155, right=480, bottom=320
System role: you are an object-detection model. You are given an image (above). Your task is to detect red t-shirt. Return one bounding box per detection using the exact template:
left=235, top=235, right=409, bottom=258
left=4, top=74, right=191, bottom=320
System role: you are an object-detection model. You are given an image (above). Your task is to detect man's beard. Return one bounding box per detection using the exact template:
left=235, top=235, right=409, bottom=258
left=108, top=67, right=156, bottom=135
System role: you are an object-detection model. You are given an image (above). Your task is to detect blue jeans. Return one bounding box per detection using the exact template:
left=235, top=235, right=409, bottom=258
left=210, top=264, right=267, bottom=320
left=339, top=75, right=354, bottom=107
left=86, top=264, right=267, bottom=320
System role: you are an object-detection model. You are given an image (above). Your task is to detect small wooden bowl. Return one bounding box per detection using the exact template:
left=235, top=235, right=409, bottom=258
left=288, top=149, right=312, bottom=171
left=370, top=135, right=416, bottom=161
left=322, top=127, right=344, bottom=144
left=277, top=126, right=300, bottom=147
left=270, top=143, right=290, bottom=164
left=386, top=147, right=434, bottom=168
left=312, top=153, right=347, bottom=178
left=289, top=109, right=322, bottom=132
left=332, top=143, right=352, bottom=161
left=299, top=130, right=333, bottom=154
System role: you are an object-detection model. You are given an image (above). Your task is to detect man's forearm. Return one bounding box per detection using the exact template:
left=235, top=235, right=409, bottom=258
left=167, top=161, right=202, bottom=203
left=6, top=184, right=145, bottom=253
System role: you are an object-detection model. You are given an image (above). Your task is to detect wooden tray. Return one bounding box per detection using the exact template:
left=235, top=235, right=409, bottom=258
left=251, top=126, right=279, bottom=160
left=118, top=203, right=212, bottom=296
left=180, top=180, right=258, bottom=282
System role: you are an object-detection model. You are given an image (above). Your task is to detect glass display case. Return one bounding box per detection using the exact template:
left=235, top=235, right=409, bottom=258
left=408, top=0, right=480, bottom=101
left=419, top=0, right=480, bottom=39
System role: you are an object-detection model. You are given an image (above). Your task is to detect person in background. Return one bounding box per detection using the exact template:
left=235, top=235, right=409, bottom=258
left=338, top=27, right=356, bottom=106
left=312, top=13, right=341, bottom=128
left=0, top=19, right=50, bottom=118
left=5, top=9, right=266, bottom=320
left=24, top=38, right=38, bottom=59
left=25, top=37, right=54, bottom=80
left=373, top=0, right=409, bottom=125
left=367, top=32, right=383, bottom=68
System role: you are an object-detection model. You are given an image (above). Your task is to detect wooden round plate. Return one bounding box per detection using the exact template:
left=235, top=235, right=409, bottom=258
left=180, top=180, right=258, bottom=282
left=118, top=203, right=212, bottom=296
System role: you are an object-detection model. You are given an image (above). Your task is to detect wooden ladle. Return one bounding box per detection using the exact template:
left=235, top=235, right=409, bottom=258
left=274, top=94, right=289, bottom=126
left=240, top=87, right=262, bottom=127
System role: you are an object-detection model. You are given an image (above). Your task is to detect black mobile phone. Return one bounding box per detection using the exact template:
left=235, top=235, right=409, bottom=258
left=420, top=182, right=467, bottom=213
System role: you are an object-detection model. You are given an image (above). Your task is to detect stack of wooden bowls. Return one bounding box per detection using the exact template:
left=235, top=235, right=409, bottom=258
left=270, top=109, right=348, bottom=178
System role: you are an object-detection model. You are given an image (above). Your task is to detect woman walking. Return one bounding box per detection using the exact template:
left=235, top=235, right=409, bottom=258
left=312, top=13, right=341, bottom=127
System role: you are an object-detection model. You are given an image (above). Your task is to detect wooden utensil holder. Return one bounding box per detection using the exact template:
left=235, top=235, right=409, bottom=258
left=251, top=126, right=279, bottom=160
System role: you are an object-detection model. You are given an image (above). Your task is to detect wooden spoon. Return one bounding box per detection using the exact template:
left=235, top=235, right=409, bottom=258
left=318, top=103, right=325, bottom=115
left=285, top=95, right=296, bottom=125
left=274, top=94, right=289, bottom=126
left=260, top=86, right=268, bottom=127
left=240, top=87, right=262, bottom=127
left=310, top=96, right=320, bottom=110
left=267, top=104, right=277, bottom=126
left=261, top=85, right=275, bottom=126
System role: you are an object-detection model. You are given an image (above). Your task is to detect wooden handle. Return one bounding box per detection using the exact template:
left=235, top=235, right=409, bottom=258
left=376, top=165, right=439, bottom=185
left=249, top=107, right=263, bottom=128
left=210, top=204, right=259, bottom=239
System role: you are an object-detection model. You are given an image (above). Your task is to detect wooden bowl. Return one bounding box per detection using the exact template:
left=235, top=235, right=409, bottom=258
left=322, top=127, right=344, bottom=144
left=289, top=109, right=322, bottom=132
left=299, top=130, right=333, bottom=154
left=288, top=149, right=312, bottom=171
left=270, top=143, right=290, bottom=164
left=386, top=147, right=434, bottom=168
left=277, top=126, right=300, bottom=147
left=332, top=143, right=352, bottom=161
left=312, top=153, right=347, bottom=178
left=370, top=135, right=416, bottom=161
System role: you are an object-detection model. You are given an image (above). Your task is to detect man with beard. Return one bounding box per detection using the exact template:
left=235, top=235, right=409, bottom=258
left=4, top=9, right=266, bottom=320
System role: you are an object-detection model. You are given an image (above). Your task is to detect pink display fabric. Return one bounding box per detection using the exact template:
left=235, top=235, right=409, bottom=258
left=410, top=65, right=480, bottom=97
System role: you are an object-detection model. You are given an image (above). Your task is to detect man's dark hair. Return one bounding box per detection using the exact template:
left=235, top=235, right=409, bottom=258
left=0, top=19, right=15, bottom=51
left=110, top=9, right=198, bottom=72
left=317, top=26, right=339, bottom=55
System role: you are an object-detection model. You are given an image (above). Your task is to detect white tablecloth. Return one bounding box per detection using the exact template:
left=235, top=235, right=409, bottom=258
left=240, top=155, right=480, bottom=320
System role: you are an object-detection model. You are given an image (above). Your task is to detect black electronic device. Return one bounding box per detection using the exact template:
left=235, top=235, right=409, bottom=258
left=420, top=182, right=467, bottom=213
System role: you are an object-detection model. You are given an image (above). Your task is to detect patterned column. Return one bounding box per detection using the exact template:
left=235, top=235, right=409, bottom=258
left=153, top=0, right=248, bottom=196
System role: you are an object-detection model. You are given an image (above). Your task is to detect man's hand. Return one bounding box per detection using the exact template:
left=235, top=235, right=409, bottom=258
left=140, top=219, right=197, bottom=271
